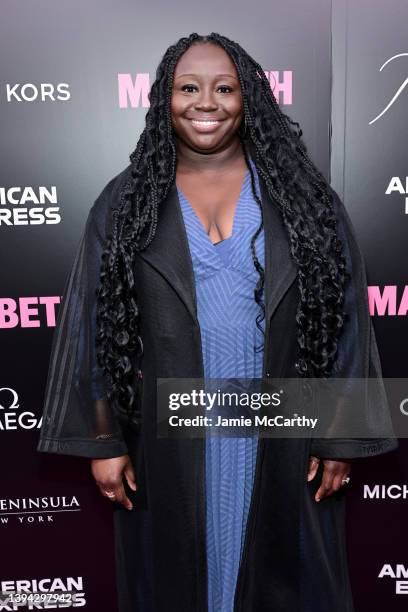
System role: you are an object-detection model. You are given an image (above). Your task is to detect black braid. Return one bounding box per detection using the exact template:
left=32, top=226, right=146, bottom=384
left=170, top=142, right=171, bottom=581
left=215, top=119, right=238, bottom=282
left=96, top=32, right=349, bottom=419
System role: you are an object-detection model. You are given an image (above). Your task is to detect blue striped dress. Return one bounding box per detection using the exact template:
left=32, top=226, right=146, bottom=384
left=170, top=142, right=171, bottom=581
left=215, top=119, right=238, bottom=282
left=177, top=157, right=265, bottom=612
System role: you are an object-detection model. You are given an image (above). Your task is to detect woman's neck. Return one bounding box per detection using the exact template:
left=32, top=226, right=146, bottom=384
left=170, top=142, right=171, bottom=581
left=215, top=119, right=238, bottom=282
left=175, top=138, right=246, bottom=176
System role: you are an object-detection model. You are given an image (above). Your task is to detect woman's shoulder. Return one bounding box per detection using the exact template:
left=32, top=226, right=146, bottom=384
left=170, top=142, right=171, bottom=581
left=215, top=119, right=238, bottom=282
left=87, top=163, right=133, bottom=237
left=90, top=163, right=133, bottom=219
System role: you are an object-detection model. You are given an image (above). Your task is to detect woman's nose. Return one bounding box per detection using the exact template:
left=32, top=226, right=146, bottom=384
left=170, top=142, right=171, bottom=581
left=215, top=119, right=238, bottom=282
left=194, top=88, right=218, bottom=110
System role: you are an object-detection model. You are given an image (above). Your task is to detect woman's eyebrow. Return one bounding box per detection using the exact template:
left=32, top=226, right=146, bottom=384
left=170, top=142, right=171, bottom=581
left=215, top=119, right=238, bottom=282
left=174, top=73, right=238, bottom=80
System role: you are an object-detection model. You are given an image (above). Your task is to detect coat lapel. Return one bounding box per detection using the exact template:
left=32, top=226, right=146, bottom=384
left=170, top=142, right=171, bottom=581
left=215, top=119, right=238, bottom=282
left=137, top=170, right=298, bottom=326
left=137, top=180, right=198, bottom=324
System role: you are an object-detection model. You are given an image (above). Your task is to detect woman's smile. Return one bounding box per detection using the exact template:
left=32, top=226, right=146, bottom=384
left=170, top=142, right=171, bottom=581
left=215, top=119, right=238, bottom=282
left=189, top=118, right=223, bottom=133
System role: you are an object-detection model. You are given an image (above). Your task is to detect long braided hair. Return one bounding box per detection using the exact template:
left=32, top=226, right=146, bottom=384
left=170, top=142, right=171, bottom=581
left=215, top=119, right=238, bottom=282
left=95, top=32, right=349, bottom=418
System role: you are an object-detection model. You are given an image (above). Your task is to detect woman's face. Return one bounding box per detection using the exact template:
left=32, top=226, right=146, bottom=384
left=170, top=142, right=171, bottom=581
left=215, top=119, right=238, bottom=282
left=170, top=42, right=244, bottom=153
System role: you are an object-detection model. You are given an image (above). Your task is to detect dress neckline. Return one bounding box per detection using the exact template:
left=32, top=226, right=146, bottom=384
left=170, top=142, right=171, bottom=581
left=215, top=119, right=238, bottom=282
left=176, top=167, right=250, bottom=247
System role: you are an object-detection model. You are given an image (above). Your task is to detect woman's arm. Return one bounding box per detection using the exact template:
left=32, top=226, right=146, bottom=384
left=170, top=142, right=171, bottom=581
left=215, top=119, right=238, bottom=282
left=37, top=178, right=130, bottom=459
left=309, top=186, right=398, bottom=460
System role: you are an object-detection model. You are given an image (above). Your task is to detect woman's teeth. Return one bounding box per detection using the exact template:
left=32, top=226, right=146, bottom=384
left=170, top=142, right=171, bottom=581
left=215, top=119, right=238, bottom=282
left=191, top=120, right=220, bottom=125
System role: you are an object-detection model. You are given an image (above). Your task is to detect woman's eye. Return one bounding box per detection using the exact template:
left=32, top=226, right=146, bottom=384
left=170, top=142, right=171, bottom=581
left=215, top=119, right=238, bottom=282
left=180, top=85, right=233, bottom=93
left=181, top=84, right=197, bottom=92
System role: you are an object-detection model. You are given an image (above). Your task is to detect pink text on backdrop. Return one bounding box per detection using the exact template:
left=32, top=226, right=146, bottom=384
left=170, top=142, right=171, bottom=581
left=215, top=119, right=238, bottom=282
left=1, top=287, right=404, bottom=328
left=118, top=70, right=293, bottom=108
left=368, top=285, right=408, bottom=316
left=0, top=297, right=61, bottom=328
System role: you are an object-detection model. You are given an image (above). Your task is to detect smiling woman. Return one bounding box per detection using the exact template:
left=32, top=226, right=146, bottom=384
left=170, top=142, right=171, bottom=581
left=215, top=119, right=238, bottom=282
left=37, top=32, right=397, bottom=612
left=171, top=43, right=249, bottom=246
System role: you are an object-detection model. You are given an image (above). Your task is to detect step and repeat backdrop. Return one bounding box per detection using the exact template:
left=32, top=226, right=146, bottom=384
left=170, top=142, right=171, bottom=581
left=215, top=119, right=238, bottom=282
left=0, top=0, right=406, bottom=610
left=330, top=2, right=408, bottom=611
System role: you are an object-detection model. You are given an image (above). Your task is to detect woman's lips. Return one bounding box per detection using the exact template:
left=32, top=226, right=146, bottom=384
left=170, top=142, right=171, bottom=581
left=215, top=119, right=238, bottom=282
left=189, top=119, right=223, bottom=133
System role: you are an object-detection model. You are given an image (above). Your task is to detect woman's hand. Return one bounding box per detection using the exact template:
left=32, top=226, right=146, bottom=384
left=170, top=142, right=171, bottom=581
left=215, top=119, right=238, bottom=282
left=307, top=455, right=351, bottom=502
left=91, top=454, right=137, bottom=510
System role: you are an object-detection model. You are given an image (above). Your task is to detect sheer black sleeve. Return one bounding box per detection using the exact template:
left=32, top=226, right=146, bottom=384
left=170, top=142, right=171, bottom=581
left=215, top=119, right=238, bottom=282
left=309, top=186, right=398, bottom=459
left=37, top=193, right=129, bottom=459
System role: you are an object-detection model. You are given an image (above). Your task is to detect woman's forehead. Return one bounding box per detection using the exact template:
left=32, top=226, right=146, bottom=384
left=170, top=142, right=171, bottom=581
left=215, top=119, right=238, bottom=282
left=173, top=43, right=238, bottom=80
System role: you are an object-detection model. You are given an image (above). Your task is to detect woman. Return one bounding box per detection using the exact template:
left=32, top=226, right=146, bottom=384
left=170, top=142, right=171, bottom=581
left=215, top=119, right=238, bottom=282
left=37, top=32, right=397, bottom=612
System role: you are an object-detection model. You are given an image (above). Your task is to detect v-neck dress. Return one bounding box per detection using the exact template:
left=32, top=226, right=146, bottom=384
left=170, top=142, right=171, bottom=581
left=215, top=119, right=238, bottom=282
left=177, top=157, right=265, bottom=612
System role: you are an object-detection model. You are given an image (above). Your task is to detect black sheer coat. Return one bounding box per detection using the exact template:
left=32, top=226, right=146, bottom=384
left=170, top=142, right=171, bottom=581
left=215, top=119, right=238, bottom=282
left=37, top=159, right=398, bottom=612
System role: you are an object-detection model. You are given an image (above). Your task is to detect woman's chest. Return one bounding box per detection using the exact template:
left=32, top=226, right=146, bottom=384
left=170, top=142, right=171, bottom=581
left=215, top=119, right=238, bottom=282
left=175, top=168, right=249, bottom=243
